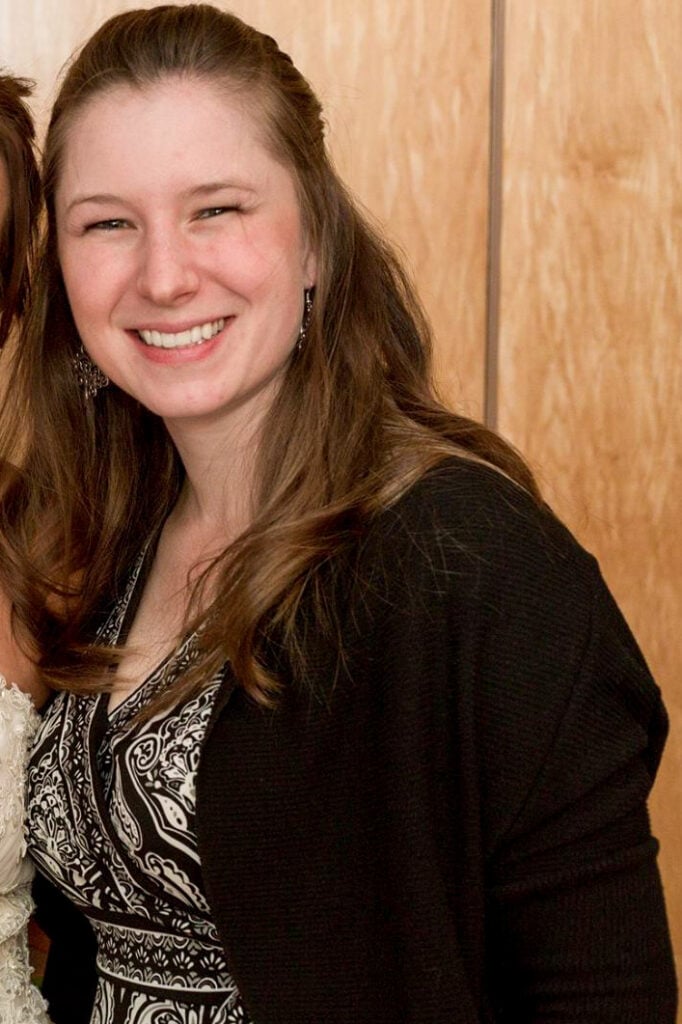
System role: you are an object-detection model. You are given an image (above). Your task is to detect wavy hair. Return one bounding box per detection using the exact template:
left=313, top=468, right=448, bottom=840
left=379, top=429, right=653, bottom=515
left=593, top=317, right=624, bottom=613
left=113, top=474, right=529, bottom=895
left=0, top=5, right=540, bottom=709
left=0, top=73, right=41, bottom=348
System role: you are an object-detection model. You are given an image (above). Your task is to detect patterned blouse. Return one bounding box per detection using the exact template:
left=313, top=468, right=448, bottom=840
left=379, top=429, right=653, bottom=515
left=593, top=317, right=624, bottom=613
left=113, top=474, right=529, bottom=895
left=26, top=550, right=250, bottom=1024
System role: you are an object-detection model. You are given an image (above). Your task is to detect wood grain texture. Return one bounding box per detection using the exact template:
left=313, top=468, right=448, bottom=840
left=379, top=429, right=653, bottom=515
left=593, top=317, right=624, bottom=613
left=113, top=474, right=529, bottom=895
left=500, top=0, right=682, bottom=992
left=0, top=0, right=490, bottom=416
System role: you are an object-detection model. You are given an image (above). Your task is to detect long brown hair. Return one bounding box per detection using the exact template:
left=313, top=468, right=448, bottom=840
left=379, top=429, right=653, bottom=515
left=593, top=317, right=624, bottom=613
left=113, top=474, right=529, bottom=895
left=0, top=5, right=539, bottom=709
left=0, top=73, right=40, bottom=348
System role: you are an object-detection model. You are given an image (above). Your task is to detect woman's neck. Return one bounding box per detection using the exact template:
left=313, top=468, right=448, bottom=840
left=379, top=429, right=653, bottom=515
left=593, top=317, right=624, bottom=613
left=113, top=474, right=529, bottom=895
left=163, top=411, right=261, bottom=544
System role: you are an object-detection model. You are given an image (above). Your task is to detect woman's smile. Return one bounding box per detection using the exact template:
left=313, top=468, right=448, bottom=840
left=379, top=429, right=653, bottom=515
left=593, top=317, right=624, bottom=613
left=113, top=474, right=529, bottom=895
left=136, top=317, right=226, bottom=350
left=129, top=316, right=232, bottom=367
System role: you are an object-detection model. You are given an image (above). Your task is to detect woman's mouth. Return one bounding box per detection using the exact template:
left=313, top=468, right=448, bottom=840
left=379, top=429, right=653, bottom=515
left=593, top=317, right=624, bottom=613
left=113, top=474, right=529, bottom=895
left=136, top=317, right=225, bottom=349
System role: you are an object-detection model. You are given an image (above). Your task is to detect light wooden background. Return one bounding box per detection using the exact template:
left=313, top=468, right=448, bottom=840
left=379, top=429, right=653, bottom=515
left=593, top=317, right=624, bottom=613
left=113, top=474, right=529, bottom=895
left=2, top=0, right=680, bottom=1004
left=500, top=2, right=682, bottom=996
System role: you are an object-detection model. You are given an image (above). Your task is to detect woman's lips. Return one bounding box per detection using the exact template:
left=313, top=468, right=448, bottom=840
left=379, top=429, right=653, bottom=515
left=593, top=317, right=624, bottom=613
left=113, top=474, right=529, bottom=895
left=129, top=317, right=231, bottom=364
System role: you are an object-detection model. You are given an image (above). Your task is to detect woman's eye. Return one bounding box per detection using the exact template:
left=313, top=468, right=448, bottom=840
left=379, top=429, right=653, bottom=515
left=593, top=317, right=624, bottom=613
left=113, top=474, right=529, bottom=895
left=84, top=218, right=129, bottom=232
left=196, top=206, right=240, bottom=220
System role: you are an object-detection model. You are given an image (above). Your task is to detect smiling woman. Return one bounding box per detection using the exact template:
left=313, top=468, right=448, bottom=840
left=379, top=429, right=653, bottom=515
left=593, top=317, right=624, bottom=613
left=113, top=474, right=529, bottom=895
left=0, top=6, right=676, bottom=1024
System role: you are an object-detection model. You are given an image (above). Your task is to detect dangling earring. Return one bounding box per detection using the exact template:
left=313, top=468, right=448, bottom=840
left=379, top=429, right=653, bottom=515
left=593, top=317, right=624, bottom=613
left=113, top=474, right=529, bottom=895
left=73, top=345, right=109, bottom=399
left=296, top=288, right=314, bottom=354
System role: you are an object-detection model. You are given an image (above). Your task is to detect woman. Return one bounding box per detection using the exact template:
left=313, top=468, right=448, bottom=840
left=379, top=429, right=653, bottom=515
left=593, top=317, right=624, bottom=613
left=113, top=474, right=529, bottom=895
left=0, top=72, right=51, bottom=1024
left=0, top=6, right=675, bottom=1022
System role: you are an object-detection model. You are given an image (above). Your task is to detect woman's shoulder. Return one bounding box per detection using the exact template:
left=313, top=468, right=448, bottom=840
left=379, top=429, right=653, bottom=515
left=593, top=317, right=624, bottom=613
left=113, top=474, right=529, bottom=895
left=369, top=464, right=667, bottom=855
left=373, top=455, right=597, bottom=604
left=392, top=455, right=566, bottom=533
left=362, top=456, right=661, bottom=727
left=0, top=680, right=40, bottom=894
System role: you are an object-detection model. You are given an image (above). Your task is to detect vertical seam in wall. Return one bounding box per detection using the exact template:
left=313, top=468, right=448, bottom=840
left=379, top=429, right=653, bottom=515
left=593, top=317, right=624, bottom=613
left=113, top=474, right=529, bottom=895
left=485, top=0, right=505, bottom=430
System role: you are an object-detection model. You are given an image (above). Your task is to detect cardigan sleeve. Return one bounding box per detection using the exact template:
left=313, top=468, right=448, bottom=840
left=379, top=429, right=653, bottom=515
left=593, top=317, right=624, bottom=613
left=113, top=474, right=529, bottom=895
left=480, top=555, right=677, bottom=1022
left=359, top=460, right=677, bottom=1021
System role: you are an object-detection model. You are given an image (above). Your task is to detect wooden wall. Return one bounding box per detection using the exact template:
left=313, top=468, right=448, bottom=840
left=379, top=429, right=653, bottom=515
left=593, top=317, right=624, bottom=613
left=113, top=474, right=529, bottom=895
left=1, top=0, right=680, bottom=1005
left=500, top=0, right=682, bottom=992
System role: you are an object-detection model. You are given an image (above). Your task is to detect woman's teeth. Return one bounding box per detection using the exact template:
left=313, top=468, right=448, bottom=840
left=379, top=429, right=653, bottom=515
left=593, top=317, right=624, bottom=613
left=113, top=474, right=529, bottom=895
left=137, top=318, right=225, bottom=349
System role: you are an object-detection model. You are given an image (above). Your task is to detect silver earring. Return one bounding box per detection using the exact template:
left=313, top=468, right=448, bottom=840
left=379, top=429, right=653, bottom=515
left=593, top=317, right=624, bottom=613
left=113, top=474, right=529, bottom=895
left=73, top=345, right=109, bottom=399
left=296, top=288, right=314, bottom=353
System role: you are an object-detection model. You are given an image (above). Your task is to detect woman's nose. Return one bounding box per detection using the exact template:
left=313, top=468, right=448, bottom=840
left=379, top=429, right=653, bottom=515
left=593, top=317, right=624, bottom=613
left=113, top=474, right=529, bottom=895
left=136, top=229, right=200, bottom=305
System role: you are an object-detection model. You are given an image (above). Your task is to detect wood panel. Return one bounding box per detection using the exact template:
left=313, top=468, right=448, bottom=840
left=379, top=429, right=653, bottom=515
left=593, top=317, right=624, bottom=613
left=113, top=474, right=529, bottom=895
left=0, top=0, right=490, bottom=416
left=500, top=0, right=682, bottom=995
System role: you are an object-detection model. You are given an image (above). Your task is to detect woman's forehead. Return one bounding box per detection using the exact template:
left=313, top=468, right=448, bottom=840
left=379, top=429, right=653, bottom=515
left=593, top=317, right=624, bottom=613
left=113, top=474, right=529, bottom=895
left=59, top=77, right=273, bottom=169
left=65, top=74, right=266, bottom=138
left=55, top=78, right=299, bottom=217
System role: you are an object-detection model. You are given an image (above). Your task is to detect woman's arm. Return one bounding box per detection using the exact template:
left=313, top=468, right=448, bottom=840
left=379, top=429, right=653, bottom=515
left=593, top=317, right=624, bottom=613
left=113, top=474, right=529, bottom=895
left=419, top=461, right=677, bottom=1020
left=478, top=550, right=677, bottom=1021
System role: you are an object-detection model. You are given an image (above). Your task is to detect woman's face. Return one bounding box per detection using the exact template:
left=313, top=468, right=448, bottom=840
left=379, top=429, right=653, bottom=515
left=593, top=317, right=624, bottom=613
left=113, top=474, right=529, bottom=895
left=56, top=77, right=316, bottom=437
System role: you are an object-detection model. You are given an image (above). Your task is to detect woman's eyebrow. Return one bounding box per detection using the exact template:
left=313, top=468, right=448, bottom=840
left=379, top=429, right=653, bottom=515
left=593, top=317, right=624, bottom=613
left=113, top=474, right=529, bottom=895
left=65, top=182, right=257, bottom=214
left=182, top=181, right=257, bottom=198
left=65, top=192, right=125, bottom=214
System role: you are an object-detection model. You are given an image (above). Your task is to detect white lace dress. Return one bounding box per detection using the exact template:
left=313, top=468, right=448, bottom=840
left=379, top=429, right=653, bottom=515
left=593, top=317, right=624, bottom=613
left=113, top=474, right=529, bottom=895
left=0, top=679, right=51, bottom=1023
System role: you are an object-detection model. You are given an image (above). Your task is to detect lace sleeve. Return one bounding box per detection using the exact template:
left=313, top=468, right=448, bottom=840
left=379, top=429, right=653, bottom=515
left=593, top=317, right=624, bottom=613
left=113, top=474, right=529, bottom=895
left=0, top=679, right=52, bottom=1023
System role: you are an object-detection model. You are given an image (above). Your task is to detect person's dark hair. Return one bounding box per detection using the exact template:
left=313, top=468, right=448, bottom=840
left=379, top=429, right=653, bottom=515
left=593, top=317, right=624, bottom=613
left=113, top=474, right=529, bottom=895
left=0, top=5, right=540, bottom=709
left=0, top=73, right=41, bottom=347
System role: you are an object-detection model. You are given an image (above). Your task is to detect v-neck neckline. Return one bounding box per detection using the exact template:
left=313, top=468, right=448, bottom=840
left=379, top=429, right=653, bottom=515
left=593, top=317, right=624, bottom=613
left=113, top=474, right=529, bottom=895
left=100, top=527, right=179, bottom=720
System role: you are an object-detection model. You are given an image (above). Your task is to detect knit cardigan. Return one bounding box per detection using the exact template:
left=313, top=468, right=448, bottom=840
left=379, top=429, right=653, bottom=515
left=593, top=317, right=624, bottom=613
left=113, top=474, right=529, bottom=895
left=37, top=459, right=677, bottom=1023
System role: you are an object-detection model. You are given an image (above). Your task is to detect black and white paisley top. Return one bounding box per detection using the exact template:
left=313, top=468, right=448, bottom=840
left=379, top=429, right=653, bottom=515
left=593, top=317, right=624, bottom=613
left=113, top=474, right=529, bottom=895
left=26, top=549, right=250, bottom=1024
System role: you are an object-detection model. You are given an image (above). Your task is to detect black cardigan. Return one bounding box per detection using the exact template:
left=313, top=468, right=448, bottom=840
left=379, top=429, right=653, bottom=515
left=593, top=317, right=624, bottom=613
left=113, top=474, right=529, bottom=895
left=37, top=459, right=677, bottom=1023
